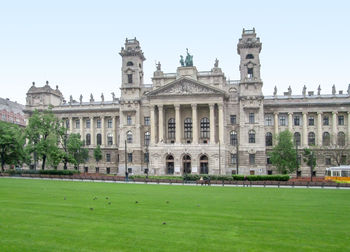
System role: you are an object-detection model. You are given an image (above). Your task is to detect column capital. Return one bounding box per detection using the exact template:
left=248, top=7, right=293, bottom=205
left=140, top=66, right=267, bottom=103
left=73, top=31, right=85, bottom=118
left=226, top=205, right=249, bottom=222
left=302, top=111, right=308, bottom=115
left=274, top=112, right=279, bottom=116
left=218, top=103, right=223, bottom=109
left=209, top=103, right=215, bottom=109
left=191, top=103, right=197, bottom=109
left=288, top=112, right=293, bottom=115
left=317, top=111, right=323, bottom=115
left=174, top=104, right=180, bottom=110
left=150, top=104, right=155, bottom=110
left=332, top=111, right=338, bottom=115
left=157, top=104, right=163, bottom=110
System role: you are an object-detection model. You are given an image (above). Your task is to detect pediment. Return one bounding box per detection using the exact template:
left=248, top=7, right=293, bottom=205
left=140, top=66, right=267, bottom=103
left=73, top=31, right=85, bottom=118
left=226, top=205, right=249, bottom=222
left=147, top=77, right=226, bottom=97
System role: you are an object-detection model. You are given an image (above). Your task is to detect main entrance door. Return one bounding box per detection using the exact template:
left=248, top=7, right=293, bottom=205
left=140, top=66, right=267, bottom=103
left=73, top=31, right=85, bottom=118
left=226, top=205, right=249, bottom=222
left=183, top=155, right=191, bottom=174
left=166, top=155, right=174, bottom=174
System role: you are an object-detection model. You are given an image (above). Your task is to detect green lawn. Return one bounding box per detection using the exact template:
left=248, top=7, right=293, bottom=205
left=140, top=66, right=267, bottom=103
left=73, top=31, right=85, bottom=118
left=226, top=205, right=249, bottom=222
left=0, top=178, right=349, bottom=252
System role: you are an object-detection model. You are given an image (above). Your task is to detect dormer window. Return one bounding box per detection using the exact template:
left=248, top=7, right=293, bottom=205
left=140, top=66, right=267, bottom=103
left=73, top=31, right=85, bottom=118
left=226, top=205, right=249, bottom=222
left=127, top=61, right=133, bottom=66
left=246, top=54, right=254, bottom=59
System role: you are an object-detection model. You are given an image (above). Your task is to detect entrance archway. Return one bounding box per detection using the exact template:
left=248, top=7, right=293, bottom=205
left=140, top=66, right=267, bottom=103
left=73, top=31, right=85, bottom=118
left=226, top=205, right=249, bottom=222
left=183, top=155, right=191, bottom=174
left=199, top=155, right=208, bottom=174
left=166, top=155, right=174, bottom=174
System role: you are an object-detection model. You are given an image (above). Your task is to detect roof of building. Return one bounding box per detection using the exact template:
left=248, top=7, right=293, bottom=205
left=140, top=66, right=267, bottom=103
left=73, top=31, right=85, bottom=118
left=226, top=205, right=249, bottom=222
left=0, top=97, right=24, bottom=114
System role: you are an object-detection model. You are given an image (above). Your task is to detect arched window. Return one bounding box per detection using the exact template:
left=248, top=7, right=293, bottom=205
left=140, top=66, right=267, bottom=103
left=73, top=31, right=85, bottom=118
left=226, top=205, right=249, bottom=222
left=294, top=132, right=301, bottom=146
left=230, top=131, right=237, bottom=146
left=127, top=131, right=133, bottom=144
left=86, top=133, right=91, bottom=146
left=168, top=118, right=175, bottom=139
left=166, top=155, right=174, bottom=174
left=144, top=132, right=150, bottom=146
left=96, top=133, right=102, bottom=145
left=246, top=54, right=254, bottom=59
left=248, top=130, right=255, bottom=143
left=323, top=132, right=330, bottom=146
left=266, top=132, right=273, bottom=146
left=107, top=133, right=113, bottom=146
left=126, top=61, right=134, bottom=66
left=247, top=67, right=253, bottom=78
left=184, top=118, right=192, bottom=139
left=308, top=132, right=315, bottom=146
left=200, top=117, right=210, bottom=139
left=338, top=132, right=345, bottom=146
left=183, top=155, right=191, bottom=174
left=200, top=155, right=209, bottom=174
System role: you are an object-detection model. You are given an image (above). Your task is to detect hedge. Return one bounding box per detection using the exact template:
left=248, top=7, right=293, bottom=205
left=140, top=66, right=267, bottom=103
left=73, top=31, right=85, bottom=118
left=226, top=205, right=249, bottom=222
left=4, top=169, right=80, bottom=176
left=130, top=175, right=181, bottom=180
left=183, top=174, right=289, bottom=181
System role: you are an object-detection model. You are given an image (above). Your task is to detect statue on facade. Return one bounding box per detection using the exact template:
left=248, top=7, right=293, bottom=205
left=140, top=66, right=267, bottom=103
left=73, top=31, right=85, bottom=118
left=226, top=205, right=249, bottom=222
left=332, top=84, right=336, bottom=95
left=214, top=58, right=219, bottom=68
left=347, top=84, right=350, bottom=95
left=69, top=95, right=73, bottom=104
left=273, top=86, right=277, bottom=96
left=101, top=93, right=104, bottom=102
left=179, top=55, right=184, bottom=66
left=288, top=85, right=292, bottom=95
left=302, top=85, right=307, bottom=96
left=317, top=85, right=321, bottom=95
left=79, top=94, right=83, bottom=104
left=32, top=82, right=35, bottom=86
left=185, top=48, right=193, bottom=67
left=156, top=61, right=161, bottom=71
left=111, top=92, right=115, bottom=101
left=90, top=93, right=94, bottom=102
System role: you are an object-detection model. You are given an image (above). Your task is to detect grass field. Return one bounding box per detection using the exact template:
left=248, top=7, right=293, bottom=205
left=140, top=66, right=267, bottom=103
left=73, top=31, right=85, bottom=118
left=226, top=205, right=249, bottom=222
left=0, top=178, right=349, bottom=252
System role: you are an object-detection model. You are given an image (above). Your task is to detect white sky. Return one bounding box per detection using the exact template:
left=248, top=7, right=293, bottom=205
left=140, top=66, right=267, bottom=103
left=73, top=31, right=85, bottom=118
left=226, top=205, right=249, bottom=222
left=0, top=0, right=349, bottom=104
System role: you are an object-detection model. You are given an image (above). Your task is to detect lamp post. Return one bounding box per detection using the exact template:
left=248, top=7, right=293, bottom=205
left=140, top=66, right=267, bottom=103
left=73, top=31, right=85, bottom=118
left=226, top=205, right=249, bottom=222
left=295, top=138, right=299, bottom=178
left=125, top=140, right=128, bottom=182
left=236, top=133, right=239, bottom=175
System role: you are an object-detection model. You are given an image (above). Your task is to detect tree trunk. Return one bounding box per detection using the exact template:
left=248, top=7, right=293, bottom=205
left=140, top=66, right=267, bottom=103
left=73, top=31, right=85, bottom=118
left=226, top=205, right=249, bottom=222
left=41, top=154, right=46, bottom=170
left=63, top=160, right=67, bottom=170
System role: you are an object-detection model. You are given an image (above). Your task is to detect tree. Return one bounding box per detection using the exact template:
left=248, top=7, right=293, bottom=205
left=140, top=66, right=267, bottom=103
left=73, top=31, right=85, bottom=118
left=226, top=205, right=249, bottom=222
left=0, top=121, right=28, bottom=171
left=25, top=109, right=61, bottom=170
left=303, top=148, right=317, bottom=181
left=270, top=130, right=297, bottom=174
left=66, top=133, right=89, bottom=170
left=94, top=145, right=102, bottom=164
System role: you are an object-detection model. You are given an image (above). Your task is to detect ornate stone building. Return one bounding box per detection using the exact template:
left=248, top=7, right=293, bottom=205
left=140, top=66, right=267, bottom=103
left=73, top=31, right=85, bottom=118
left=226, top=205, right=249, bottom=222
left=24, top=29, right=350, bottom=176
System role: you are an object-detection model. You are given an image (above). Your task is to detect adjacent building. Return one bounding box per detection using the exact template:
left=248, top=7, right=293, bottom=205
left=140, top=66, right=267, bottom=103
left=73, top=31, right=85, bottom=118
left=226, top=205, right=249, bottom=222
left=0, top=97, right=25, bottom=127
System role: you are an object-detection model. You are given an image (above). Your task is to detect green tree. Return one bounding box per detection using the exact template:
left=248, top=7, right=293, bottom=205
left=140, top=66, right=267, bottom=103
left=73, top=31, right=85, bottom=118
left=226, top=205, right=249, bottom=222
left=94, top=145, right=102, bottom=164
left=0, top=121, right=28, bottom=171
left=270, top=130, right=297, bottom=174
left=303, top=148, right=317, bottom=181
left=66, top=133, right=88, bottom=170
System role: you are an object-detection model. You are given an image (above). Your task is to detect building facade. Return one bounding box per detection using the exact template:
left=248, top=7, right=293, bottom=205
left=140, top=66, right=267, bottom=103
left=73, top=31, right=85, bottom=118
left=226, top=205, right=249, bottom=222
left=24, top=29, right=350, bottom=176
left=0, top=97, right=25, bottom=127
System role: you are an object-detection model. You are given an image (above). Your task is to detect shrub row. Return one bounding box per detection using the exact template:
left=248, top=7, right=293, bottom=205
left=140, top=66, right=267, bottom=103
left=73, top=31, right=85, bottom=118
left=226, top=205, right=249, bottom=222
left=183, top=174, right=289, bottom=181
left=4, top=169, right=80, bottom=176
left=130, top=175, right=180, bottom=180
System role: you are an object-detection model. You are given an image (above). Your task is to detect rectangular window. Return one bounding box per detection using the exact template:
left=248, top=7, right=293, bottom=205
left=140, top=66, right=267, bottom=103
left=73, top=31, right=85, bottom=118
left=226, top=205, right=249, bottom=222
left=144, top=117, right=150, bottom=126
left=86, top=119, right=91, bottom=129
left=106, top=167, right=110, bottom=174
left=230, top=115, right=236, bottom=125
left=249, top=154, right=255, bottom=165
left=95, top=167, right=99, bottom=173
left=323, top=116, right=329, bottom=126
left=249, top=113, right=255, bottom=124
left=66, top=120, right=70, bottom=129
left=107, top=119, right=112, bottom=128
left=75, top=120, right=80, bottom=129
left=308, top=116, right=314, bottom=126
left=340, top=155, right=347, bottom=165
left=266, top=157, right=271, bottom=165
left=128, top=153, right=133, bottom=163
left=325, top=157, right=331, bottom=165
left=127, top=115, right=132, bottom=125
left=265, top=115, right=273, bottom=126
left=97, top=119, right=101, bottom=128
left=127, top=74, right=133, bottom=83
left=231, top=154, right=237, bottom=164
left=106, top=153, right=111, bottom=162
left=279, top=115, right=286, bottom=126
left=107, top=135, right=113, bottom=146
left=84, top=167, right=88, bottom=173
left=128, top=168, right=132, bottom=174
left=294, top=116, right=300, bottom=126
left=338, top=115, right=344, bottom=125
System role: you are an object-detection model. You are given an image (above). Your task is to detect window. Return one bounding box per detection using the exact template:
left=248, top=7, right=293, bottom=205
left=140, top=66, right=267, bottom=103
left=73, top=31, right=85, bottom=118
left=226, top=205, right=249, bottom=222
left=249, top=130, right=255, bottom=143
left=144, top=132, right=150, bottom=146
left=107, top=133, right=113, bottom=146
left=308, top=116, right=314, bottom=126
left=75, top=119, right=80, bottom=129
left=249, top=113, right=255, bottom=124
left=184, top=118, right=192, bottom=139
left=338, top=115, right=344, bottom=125
left=230, top=131, right=237, bottom=146
left=265, top=132, right=273, bottom=146
left=322, top=132, right=330, bottom=146
left=247, top=67, right=253, bottom=78
left=144, top=152, right=149, bottom=163
left=144, top=117, right=150, bottom=126
left=86, top=119, right=91, bottom=129
left=106, top=153, right=111, bottom=162
left=97, top=119, right=101, bottom=128
left=325, top=157, right=331, bottom=165
left=127, top=131, right=133, bottom=143
left=340, top=155, right=347, bottom=165
left=66, top=120, right=70, bottom=129
left=265, top=115, right=273, bottom=126
left=279, top=115, right=286, bottom=126
left=200, top=118, right=210, bottom=138
left=106, top=168, right=110, bottom=174
left=199, top=155, right=209, bottom=174
left=246, top=54, right=254, bottom=59
left=128, top=168, right=132, bottom=173
left=127, top=74, right=133, bottom=83
left=107, top=119, right=112, bottom=128
left=294, top=132, right=301, bottom=146
left=266, top=157, right=272, bottom=165
left=230, top=115, right=237, bottom=125
left=127, top=115, right=132, bottom=125
left=97, top=134, right=102, bottom=145
left=84, top=167, right=88, bottom=173
left=95, top=167, right=99, bottom=173
left=166, top=155, right=174, bottom=174
left=249, top=154, right=255, bottom=165
left=126, top=61, right=133, bottom=66
left=338, top=132, right=345, bottom=146
left=86, top=134, right=91, bottom=146
left=168, top=118, right=175, bottom=139
left=308, top=132, right=315, bottom=146
left=323, top=116, right=329, bottom=126
left=231, top=154, right=237, bottom=164
left=128, top=153, right=133, bottom=163
left=294, top=116, right=300, bottom=126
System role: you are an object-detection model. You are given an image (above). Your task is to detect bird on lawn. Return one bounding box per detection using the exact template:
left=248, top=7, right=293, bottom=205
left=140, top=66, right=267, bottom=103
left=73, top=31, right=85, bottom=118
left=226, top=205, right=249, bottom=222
left=108, top=202, right=111, bottom=205
left=162, top=222, right=166, bottom=225
left=90, top=208, right=94, bottom=211
left=135, top=201, right=138, bottom=204
left=93, top=197, right=98, bottom=200
left=166, top=201, right=169, bottom=204
left=64, top=197, right=66, bottom=200
left=106, top=197, right=109, bottom=200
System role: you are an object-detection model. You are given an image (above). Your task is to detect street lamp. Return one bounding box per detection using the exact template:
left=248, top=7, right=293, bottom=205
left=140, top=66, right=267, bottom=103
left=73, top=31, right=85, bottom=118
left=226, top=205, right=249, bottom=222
left=295, top=138, right=299, bottom=178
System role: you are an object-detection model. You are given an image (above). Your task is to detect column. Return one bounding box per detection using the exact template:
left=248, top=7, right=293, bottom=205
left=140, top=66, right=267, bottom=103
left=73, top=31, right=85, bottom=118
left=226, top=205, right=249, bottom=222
left=158, top=105, right=164, bottom=143
left=175, top=104, right=181, bottom=144
left=209, top=104, right=215, bottom=144
left=274, top=112, right=278, bottom=145
left=332, top=112, right=337, bottom=145
left=348, top=112, right=350, bottom=145
left=150, top=105, right=156, bottom=145
left=69, top=117, right=73, bottom=133
left=91, top=117, right=95, bottom=146
left=80, top=117, right=84, bottom=141
left=288, top=112, right=293, bottom=132
left=302, top=112, right=308, bottom=146
left=317, top=112, right=322, bottom=146
left=192, top=104, right=198, bottom=144
left=112, top=116, right=116, bottom=146
left=101, top=116, right=105, bottom=146
left=218, top=104, right=224, bottom=144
